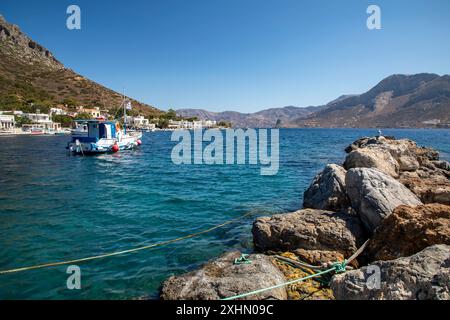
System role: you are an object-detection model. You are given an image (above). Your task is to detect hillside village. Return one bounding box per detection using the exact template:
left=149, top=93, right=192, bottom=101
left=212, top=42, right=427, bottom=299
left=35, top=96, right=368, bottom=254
left=0, top=106, right=223, bottom=134
left=0, top=103, right=222, bottom=135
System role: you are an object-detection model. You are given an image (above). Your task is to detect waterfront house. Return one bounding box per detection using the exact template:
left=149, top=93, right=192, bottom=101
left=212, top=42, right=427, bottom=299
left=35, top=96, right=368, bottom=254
left=0, top=114, right=15, bottom=131
left=125, top=115, right=154, bottom=130
left=132, top=116, right=150, bottom=128
left=168, top=119, right=218, bottom=130
left=22, top=112, right=61, bottom=132
left=83, top=107, right=101, bottom=118
left=76, top=106, right=101, bottom=118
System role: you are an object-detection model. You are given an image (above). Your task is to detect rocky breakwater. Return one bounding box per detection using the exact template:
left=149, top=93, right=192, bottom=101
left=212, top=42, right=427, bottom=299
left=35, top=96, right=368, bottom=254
left=161, top=136, right=450, bottom=300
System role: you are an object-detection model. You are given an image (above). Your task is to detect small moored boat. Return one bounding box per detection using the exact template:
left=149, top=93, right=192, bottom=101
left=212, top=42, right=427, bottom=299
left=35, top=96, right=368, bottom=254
left=67, top=120, right=142, bottom=154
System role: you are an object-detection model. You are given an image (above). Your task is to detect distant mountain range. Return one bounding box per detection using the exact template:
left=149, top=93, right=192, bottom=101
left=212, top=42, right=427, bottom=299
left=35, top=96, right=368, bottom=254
left=0, top=14, right=161, bottom=117
left=178, top=73, right=450, bottom=128
left=177, top=105, right=326, bottom=128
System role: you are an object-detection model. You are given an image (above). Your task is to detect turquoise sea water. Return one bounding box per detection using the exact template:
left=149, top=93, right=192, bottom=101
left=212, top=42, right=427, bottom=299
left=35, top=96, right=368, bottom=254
left=0, top=128, right=449, bottom=300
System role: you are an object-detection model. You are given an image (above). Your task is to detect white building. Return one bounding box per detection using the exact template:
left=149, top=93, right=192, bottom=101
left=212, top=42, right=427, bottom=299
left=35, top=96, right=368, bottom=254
left=132, top=116, right=150, bottom=128
left=125, top=115, right=152, bottom=129
left=203, top=120, right=217, bottom=128
left=168, top=120, right=182, bottom=129
left=0, top=114, right=15, bottom=131
left=168, top=119, right=218, bottom=130
left=23, top=112, right=51, bottom=123
left=50, top=108, right=67, bottom=115
left=22, top=112, right=61, bottom=131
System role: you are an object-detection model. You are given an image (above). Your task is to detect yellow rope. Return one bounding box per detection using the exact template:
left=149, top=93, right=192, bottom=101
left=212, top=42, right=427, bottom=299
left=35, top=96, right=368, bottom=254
left=0, top=212, right=254, bottom=275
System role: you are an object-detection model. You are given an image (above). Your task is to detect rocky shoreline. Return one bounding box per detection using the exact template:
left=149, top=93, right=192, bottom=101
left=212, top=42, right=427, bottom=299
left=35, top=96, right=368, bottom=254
left=161, top=136, right=450, bottom=300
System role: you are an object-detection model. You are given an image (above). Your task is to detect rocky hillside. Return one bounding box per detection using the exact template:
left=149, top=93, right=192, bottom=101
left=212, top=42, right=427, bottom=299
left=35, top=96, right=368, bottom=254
left=294, top=73, right=450, bottom=128
left=0, top=14, right=161, bottom=117
left=177, top=106, right=325, bottom=128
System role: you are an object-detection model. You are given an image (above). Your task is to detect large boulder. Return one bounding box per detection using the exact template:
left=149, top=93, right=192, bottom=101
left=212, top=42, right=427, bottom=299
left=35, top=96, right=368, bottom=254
left=160, top=251, right=287, bottom=300
left=344, top=136, right=447, bottom=175
left=400, top=171, right=450, bottom=205
left=252, top=209, right=366, bottom=257
left=331, top=244, right=450, bottom=300
left=346, top=168, right=422, bottom=233
left=344, top=136, right=450, bottom=206
left=303, top=164, right=349, bottom=211
left=344, top=147, right=400, bottom=178
left=366, top=204, right=450, bottom=261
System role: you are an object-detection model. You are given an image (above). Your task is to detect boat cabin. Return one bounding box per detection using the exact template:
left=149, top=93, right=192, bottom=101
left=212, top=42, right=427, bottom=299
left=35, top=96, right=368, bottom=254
left=74, top=120, right=118, bottom=142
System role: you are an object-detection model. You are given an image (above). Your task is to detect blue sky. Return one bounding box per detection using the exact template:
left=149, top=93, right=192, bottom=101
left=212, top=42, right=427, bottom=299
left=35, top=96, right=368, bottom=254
left=1, top=0, right=449, bottom=112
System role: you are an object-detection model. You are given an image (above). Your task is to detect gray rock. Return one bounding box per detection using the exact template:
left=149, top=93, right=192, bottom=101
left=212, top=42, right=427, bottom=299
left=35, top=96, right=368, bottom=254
left=331, top=244, right=450, bottom=300
left=346, top=168, right=422, bottom=233
left=252, top=209, right=366, bottom=257
left=344, top=147, right=400, bottom=178
left=303, top=164, right=350, bottom=211
left=160, top=251, right=287, bottom=300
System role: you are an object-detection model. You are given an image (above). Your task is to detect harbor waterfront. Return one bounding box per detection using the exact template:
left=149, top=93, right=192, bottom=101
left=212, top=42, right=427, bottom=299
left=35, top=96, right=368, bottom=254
left=0, top=128, right=449, bottom=299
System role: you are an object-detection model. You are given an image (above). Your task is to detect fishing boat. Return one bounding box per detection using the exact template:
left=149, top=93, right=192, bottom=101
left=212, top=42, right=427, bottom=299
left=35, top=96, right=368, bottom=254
left=67, top=120, right=142, bottom=154
left=67, top=97, right=143, bottom=154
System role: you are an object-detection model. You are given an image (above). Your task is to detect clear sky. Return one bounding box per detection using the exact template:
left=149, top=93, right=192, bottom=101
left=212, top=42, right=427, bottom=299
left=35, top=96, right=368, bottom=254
left=1, top=0, right=449, bottom=112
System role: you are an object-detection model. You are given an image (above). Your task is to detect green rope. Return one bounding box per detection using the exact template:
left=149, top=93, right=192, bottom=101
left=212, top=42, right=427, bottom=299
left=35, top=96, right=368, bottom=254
left=221, top=266, right=336, bottom=301
left=222, top=240, right=369, bottom=300
left=234, top=254, right=252, bottom=265
left=332, top=260, right=348, bottom=274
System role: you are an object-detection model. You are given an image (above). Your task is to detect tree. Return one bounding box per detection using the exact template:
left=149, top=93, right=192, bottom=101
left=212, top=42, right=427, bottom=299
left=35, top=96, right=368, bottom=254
left=15, top=115, right=33, bottom=127
left=158, top=119, right=169, bottom=129
left=0, top=94, right=24, bottom=111
left=164, top=109, right=178, bottom=120
left=218, top=121, right=232, bottom=128
left=62, top=98, right=79, bottom=108
left=75, top=112, right=91, bottom=120
left=52, top=115, right=74, bottom=128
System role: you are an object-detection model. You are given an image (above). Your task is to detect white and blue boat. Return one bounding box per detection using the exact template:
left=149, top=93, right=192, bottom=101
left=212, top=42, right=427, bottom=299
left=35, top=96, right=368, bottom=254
left=67, top=120, right=142, bottom=154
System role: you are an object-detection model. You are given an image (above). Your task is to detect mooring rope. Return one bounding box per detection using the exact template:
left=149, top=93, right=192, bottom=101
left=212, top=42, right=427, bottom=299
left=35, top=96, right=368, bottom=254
left=221, top=266, right=338, bottom=301
left=221, top=240, right=371, bottom=301
left=0, top=211, right=255, bottom=275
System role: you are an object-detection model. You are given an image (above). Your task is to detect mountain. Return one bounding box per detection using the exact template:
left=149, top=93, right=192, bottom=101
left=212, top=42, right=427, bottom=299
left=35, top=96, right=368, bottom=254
left=293, top=73, right=450, bottom=128
left=177, top=105, right=325, bottom=128
left=179, top=74, right=450, bottom=128
left=0, top=14, right=161, bottom=117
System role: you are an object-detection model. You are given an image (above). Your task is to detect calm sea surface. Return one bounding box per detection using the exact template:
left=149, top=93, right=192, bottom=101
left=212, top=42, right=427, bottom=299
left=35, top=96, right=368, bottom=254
left=0, top=128, right=449, bottom=299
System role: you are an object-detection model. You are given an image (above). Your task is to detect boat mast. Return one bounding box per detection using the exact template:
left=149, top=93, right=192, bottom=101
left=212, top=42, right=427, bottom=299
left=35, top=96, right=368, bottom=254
left=122, top=89, right=127, bottom=135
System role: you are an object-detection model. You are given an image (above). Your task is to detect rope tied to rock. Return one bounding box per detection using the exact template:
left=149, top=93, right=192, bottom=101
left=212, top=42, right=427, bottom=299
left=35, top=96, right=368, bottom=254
left=332, top=260, right=348, bottom=274
left=234, top=254, right=252, bottom=265
left=221, top=239, right=371, bottom=301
